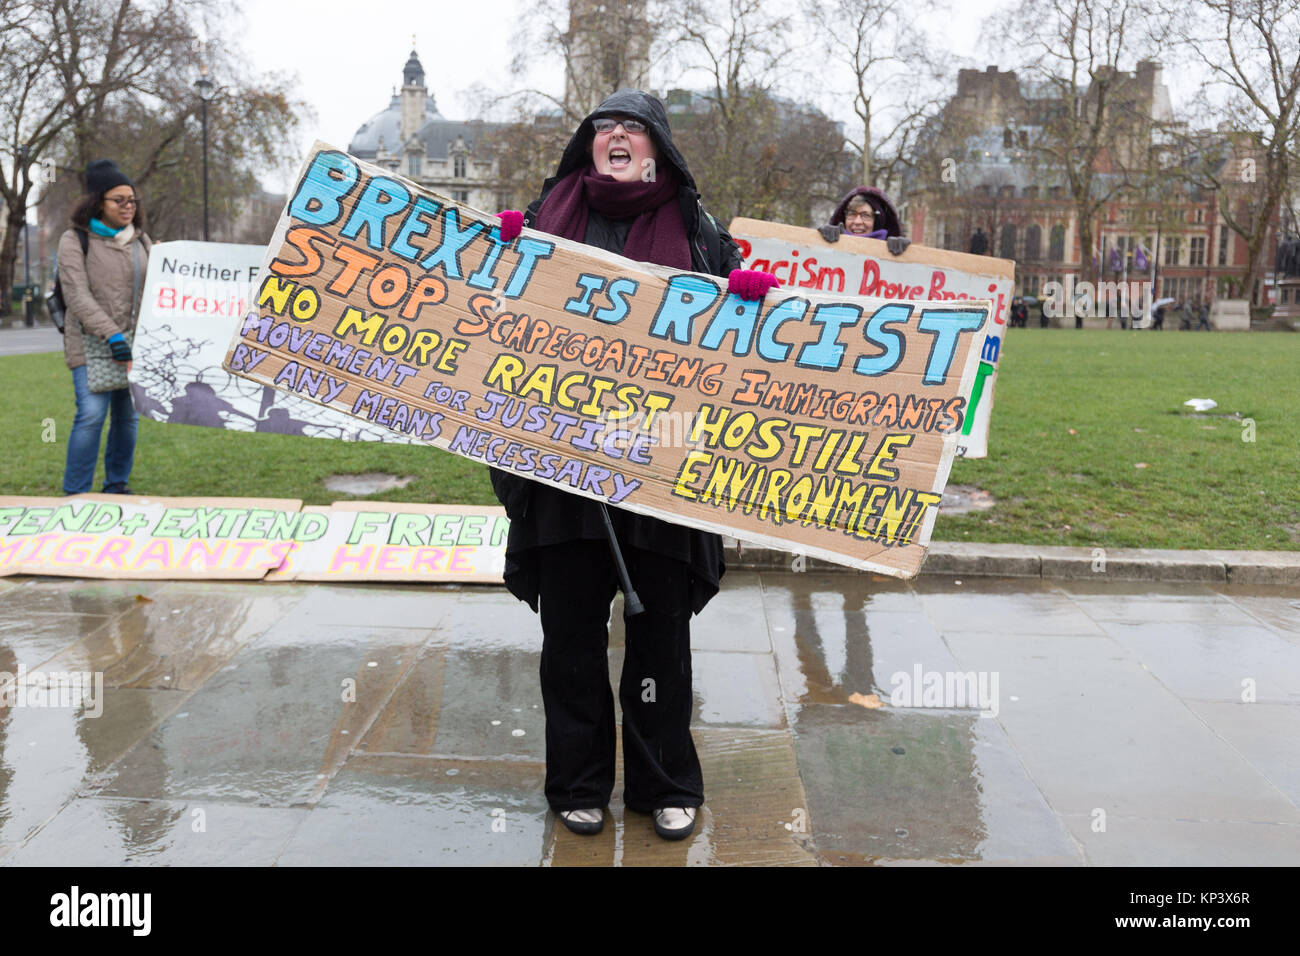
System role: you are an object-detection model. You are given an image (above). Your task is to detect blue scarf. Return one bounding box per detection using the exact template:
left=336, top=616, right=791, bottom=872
left=89, top=217, right=122, bottom=237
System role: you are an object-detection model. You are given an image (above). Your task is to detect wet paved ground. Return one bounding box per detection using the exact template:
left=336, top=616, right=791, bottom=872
left=1, top=571, right=1297, bottom=866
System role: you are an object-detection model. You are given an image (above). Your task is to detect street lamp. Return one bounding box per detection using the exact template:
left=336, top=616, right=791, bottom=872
left=16, top=144, right=33, bottom=327
left=194, top=66, right=215, bottom=241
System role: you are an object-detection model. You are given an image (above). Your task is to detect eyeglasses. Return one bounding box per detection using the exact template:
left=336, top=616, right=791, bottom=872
left=106, top=196, right=140, bottom=208
left=593, top=117, right=647, bottom=134
left=845, top=209, right=874, bottom=222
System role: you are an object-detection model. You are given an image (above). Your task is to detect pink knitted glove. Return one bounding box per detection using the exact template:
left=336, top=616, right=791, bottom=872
left=498, top=210, right=523, bottom=242
left=728, top=269, right=779, bottom=301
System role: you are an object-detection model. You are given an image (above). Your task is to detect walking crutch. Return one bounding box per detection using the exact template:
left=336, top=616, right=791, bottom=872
left=599, top=503, right=644, bottom=617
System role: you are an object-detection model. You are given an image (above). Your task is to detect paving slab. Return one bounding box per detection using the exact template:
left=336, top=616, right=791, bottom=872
left=285, top=584, right=460, bottom=632
left=760, top=573, right=929, bottom=715
left=276, top=754, right=548, bottom=866
left=36, top=582, right=304, bottom=691
left=0, top=578, right=162, bottom=616
left=941, top=630, right=1300, bottom=824
left=1061, top=814, right=1300, bottom=866
left=0, top=581, right=152, bottom=683
left=690, top=570, right=771, bottom=653
left=1099, top=620, right=1300, bottom=703
left=0, top=687, right=187, bottom=846
left=691, top=650, right=785, bottom=729
left=2, top=797, right=306, bottom=866
left=604, top=644, right=785, bottom=729
left=0, top=613, right=112, bottom=679
left=792, top=704, right=987, bottom=862
left=423, top=647, right=546, bottom=760
left=1183, top=700, right=1300, bottom=806
left=966, top=717, right=1082, bottom=863
left=426, top=589, right=541, bottom=651
left=357, top=643, right=447, bottom=754
left=914, top=579, right=1105, bottom=636
left=96, top=624, right=432, bottom=807
left=1217, top=588, right=1300, bottom=636
left=1056, top=579, right=1261, bottom=626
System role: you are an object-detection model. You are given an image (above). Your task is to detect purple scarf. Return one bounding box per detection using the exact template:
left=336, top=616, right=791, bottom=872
left=537, top=165, right=691, bottom=269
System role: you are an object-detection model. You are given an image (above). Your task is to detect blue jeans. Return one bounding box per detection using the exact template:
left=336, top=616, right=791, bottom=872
left=63, top=364, right=138, bottom=494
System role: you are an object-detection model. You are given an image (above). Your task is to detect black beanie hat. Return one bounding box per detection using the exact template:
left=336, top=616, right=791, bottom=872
left=85, top=159, right=133, bottom=196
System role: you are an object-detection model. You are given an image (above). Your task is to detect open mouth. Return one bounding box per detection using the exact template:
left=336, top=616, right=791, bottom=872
left=608, top=147, right=632, bottom=170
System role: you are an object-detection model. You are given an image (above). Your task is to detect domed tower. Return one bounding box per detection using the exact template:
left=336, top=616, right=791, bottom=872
left=348, top=49, right=442, bottom=165
left=348, top=48, right=507, bottom=210
left=401, top=49, right=428, bottom=144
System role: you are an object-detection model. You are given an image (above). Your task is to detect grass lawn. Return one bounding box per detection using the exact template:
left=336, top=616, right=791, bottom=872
left=4, top=329, right=1297, bottom=550
left=942, top=328, right=1299, bottom=550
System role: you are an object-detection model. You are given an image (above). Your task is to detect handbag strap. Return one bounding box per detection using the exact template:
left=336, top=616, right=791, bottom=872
left=129, top=238, right=141, bottom=334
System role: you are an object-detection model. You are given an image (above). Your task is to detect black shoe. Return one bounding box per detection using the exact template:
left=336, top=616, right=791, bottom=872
left=102, top=484, right=133, bottom=494
left=652, top=807, right=697, bottom=840
left=558, top=808, right=604, bottom=835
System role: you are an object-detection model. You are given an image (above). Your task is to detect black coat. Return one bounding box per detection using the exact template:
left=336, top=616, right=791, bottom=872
left=489, top=89, right=742, bottom=615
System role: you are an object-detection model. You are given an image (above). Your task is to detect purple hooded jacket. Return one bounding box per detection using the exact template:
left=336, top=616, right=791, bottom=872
left=827, top=186, right=903, bottom=240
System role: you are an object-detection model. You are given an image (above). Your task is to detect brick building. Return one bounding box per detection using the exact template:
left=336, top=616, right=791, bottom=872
left=906, top=64, right=1281, bottom=320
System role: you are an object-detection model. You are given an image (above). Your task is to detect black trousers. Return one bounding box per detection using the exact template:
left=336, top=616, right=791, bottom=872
left=536, top=540, right=703, bottom=813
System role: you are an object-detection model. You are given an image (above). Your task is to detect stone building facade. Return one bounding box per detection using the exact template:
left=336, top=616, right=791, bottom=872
left=348, top=50, right=508, bottom=212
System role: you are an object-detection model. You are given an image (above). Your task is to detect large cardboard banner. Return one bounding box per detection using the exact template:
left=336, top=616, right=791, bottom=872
left=0, top=497, right=507, bottom=582
left=728, top=219, right=1013, bottom=459
left=223, top=143, right=992, bottom=577
left=131, top=240, right=422, bottom=442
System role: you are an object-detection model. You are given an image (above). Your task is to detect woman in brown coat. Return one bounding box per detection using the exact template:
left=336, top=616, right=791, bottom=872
left=59, top=160, right=152, bottom=494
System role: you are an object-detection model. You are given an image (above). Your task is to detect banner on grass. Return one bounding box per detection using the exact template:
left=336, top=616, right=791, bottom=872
left=265, top=503, right=507, bottom=582
left=223, top=142, right=993, bottom=577
left=130, top=240, right=424, bottom=443
left=728, top=218, right=1014, bottom=459
left=0, top=496, right=303, bottom=579
left=0, top=497, right=506, bottom=582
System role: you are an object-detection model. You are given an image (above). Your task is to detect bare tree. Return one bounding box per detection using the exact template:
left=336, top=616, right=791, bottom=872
left=63, top=75, right=306, bottom=241
left=671, top=90, right=850, bottom=224
left=809, top=0, right=948, bottom=188
left=477, top=98, right=572, bottom=211
left=663, top=0, right=805, bottom=219
left=1168, top=0, right=1300, bottom=304
left=1, top=0, right=77, bottom=317
left=0, top=0, right=306, bottom=314
left=988, top=0, right=1162, bottom=286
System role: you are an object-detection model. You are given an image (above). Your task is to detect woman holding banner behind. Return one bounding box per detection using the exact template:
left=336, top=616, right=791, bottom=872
left=818, top=185, right=911, bottom=256
left=59, top=160, right=153, bottom=494
left=490, top=89, right=776, bottom=841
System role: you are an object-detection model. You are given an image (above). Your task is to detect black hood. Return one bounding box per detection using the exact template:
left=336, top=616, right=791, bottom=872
left=548, top=89, right=697, bottom=194
left=828, top=186, right=902, bottom=238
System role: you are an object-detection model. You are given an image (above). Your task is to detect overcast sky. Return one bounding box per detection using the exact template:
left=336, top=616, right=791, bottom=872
left=235, top=0, right=1188, bottom=193
left=239, top=0, right=521, bottom=170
